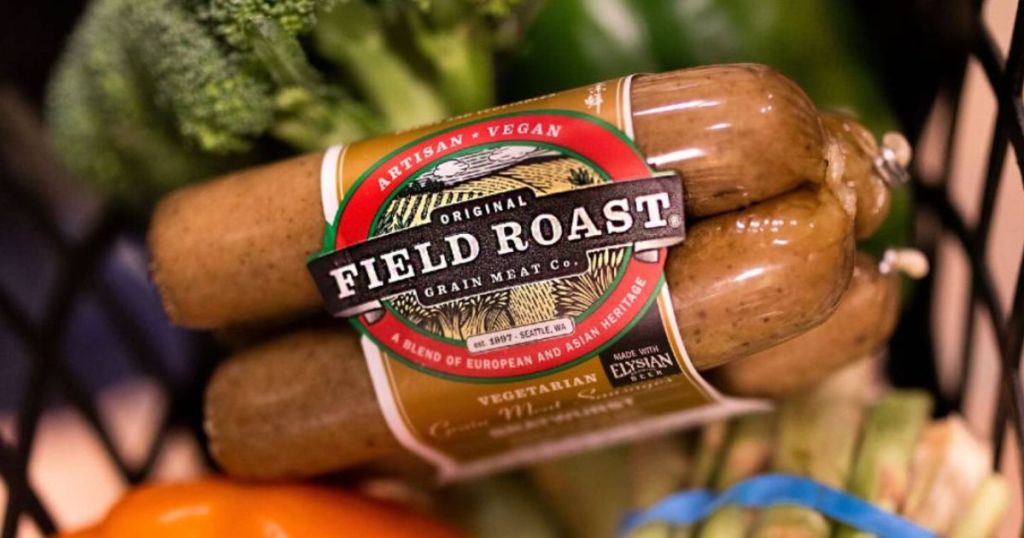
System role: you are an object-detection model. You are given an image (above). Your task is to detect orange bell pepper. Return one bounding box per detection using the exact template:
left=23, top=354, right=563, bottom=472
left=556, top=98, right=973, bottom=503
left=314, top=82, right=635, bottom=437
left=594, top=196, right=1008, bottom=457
left=60, top=478, right=461, bottom=538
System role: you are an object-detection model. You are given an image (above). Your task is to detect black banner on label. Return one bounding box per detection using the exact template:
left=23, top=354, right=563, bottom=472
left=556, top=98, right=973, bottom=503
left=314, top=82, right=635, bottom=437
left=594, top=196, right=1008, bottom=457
left=309, top=174, right=685, bottom=317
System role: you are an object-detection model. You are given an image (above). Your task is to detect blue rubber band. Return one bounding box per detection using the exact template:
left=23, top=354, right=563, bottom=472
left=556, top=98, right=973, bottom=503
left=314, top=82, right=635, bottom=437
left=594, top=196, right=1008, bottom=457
left=620, top=474, right=936, bottom=538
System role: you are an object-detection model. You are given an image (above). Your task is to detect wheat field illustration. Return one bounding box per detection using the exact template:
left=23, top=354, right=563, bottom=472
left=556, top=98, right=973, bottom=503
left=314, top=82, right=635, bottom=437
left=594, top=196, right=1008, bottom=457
left=378, top=146, right=625, bottom=340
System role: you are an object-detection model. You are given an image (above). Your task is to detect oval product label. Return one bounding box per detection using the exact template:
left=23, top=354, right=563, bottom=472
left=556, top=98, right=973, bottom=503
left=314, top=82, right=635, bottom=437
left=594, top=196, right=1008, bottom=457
left=309, top=111, right=684, bottom=380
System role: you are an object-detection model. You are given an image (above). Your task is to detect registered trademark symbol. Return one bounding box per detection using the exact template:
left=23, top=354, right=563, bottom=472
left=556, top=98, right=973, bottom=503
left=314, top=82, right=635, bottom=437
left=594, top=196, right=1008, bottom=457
left=669, top=214, right=682, bottom=228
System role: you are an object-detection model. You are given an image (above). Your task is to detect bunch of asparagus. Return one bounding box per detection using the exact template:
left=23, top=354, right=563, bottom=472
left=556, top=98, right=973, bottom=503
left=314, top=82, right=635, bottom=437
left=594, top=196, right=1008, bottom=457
left=524, top=361, right=1010, bottom=538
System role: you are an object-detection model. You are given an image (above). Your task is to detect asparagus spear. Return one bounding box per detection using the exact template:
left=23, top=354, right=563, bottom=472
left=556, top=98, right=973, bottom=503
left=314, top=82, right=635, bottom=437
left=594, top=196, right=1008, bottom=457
left=633, top=422, right=728, bottom=538
left=834, top=390, right=933, bottom=538
left=441, top=472, right=563, bottom=538
left=698, top=413, right=776, bottom=538
left=690, top=420, right=729, bottom=490
left=628, top=522, right=687, bottom=538
left=713, top=414, right=777, bottom=489
left=948, top=474, right=1011, bottom=538
left=695, top=511, right=751, bottom=538
left=630, top=434, right=693, bottom=509
left=626, top=423, right=728, bottom=538
left=626, top=434, right=694, bottom=538
left=529, top=445, right=632, bottom=538
left=751, top=359, right=875, bottom=538
left=900, top=416, right=992, bottom=533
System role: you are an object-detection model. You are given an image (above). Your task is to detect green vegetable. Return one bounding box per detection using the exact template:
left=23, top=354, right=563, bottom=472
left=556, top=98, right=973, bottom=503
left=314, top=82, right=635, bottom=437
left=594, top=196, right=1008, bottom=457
left=441, top=472, right=563, bottom=538
left=312, top=0, right=448, bottom=131
left=626, top=435, right=693, bottom=538
left=657, top=422, right=727, bottom=538
left=131, top=0, right=275, bottom=153
left=47, top=0, right=519, bottom=207
left=530, top=446, right=632, bottom=538
left=507, top=0, right=894, bottom=131
left=195, top=0, right=319, bottom=51
left=689, top=420, right=728, bottom=490
left=712, top=414, right=776, bottom=490
left=502, top=0, right=659, bottom=98
left=901, top=416, right=993, bottom=533
left=400, top=0, right=506, bottom=114
left=45, top=0, right=252, bottom=207
left=751, top=361, right=873, bottom=537
left=835, top=391, right=933, bottom=538
left=628, top=522, right=692, bottom=538
left=698, top=413, right=775, bottom=538
left=948, top=474, right=1011, bottom=538
left=629, top=434, right=691, bottom=509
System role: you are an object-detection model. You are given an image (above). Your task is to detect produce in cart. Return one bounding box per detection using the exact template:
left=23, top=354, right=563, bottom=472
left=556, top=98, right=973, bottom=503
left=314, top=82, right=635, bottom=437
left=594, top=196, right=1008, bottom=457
left=22, top=1, right=1016, bottom=537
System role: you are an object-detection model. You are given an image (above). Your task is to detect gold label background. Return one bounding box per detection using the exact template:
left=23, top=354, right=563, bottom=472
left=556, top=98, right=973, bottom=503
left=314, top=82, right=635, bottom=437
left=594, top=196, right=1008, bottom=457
left=334, top=77, right=717, bottom=467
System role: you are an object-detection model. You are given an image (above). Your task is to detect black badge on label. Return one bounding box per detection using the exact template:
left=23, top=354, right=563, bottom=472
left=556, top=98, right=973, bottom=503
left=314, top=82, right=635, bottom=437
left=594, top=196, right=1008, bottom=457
left=599, top=300, right=683, bottom=387
left=308, top=174, right=685, bottom=318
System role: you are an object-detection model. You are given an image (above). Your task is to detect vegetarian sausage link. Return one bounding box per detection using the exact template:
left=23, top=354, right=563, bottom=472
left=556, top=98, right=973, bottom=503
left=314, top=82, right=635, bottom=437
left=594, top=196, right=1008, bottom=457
left=630, top=65, right=828, bottom=218
left=708, top=252, right=901, bottom=398
left=151, top=152, right=326, bottom=330
left=205, top=186, right=854, bottom=480
left=666, top=187, right=854, bottom=369
left=150, top=64, right=889, bottom=330
left=206, top=325, right=398, bottom=480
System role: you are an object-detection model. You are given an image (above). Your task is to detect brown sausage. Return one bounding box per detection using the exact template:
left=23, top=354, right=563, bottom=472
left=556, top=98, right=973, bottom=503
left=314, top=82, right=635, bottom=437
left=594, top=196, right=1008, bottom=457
left=205, top=326, right=400, bottom=480
left=631, top=66, right=828, bottom=218
left=205, top=186, right=854, bottom=480
left=151, top=64, right=883, bottom=330
left=708, top=252, right=901, bottom=398
left=151, top=152, right=326, bottom=330
left=666, top=187, right=854, bottom=369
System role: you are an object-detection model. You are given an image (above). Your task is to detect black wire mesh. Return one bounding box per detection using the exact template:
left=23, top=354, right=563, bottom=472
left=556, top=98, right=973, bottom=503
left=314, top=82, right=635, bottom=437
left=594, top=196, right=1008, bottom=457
left=0, top=1, right=1022, bottom=536
left=0, top=97, right=219, bottom=536
left=896, top=0, right=1024, bottom=493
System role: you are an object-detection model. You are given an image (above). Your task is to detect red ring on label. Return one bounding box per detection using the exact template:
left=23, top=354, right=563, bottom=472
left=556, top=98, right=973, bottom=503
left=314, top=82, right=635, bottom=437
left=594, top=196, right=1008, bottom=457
left=336, top=112, right=662, bottom=379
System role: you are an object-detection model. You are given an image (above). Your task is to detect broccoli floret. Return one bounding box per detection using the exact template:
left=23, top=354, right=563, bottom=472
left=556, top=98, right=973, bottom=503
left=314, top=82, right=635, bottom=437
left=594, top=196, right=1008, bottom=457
left=402, top=0, right=495, bottom=114
left=271, top=86, right=381, bottom=151
left=49, top=0, right=273, bottom=159
left=196, top=0, right=320, bottom=51
left=46, top=0, right=522, bottom=208
left=125, top=0, right=274, bottom=153
left=47, top=35, right=131, bottom=200
left=381, top=0, right=520, bottom=114
left=46, top=0, right=247, bottom=207
left=313, top=0, right=448, bottom=131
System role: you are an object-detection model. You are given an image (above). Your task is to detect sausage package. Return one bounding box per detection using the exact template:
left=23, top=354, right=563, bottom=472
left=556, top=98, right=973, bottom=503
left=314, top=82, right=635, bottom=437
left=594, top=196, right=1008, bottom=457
left=308, top=76, right=765, bottom=481
left=177, top=64, right=911, bottom=481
